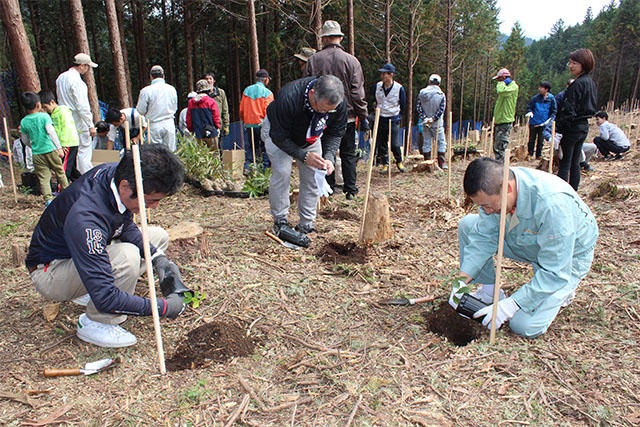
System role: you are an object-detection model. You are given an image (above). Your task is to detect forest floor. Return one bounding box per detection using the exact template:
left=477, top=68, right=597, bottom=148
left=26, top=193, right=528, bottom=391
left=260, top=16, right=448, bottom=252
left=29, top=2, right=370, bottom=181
left=0, top=123, right=639, bottom=426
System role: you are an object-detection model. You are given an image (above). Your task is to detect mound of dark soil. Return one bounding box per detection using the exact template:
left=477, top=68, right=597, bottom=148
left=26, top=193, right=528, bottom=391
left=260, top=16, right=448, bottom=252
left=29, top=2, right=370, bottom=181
left=319, top=208, right=359, bottom=221
left=165, top=238, right=200, bottom=264
left=166, top=321, right=256, bottom=371
left=316, top=241, right=368, bottom=264
left=424, top=301, right=483, bottom=346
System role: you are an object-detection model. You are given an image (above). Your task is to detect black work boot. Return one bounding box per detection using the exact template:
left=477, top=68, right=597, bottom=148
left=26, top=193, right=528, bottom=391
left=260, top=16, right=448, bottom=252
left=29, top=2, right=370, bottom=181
left=274, top=220, right=310, bottom=247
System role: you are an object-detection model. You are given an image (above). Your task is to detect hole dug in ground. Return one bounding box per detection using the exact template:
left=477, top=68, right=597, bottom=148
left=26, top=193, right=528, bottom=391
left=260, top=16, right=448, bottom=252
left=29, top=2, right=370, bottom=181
left=424, top=301, right=483, bottom=346
left=166, top=321, right=257, bottom=371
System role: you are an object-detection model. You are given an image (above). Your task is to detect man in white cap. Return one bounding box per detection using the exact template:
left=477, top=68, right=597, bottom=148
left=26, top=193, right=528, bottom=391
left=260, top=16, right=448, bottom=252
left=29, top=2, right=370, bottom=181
left=417, top=74, right=447, bottom=169
left=305, top=20, right=368, bottom=200
left=492, top=68, right=519, bottom=161
left=136, top=65, right=178, bottom=151
left=56, top=53, right=98, bottom=175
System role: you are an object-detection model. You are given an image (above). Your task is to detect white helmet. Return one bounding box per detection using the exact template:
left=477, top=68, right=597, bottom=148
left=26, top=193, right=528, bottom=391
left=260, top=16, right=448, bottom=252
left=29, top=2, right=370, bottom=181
left=429, top=74, right=441, bottom=85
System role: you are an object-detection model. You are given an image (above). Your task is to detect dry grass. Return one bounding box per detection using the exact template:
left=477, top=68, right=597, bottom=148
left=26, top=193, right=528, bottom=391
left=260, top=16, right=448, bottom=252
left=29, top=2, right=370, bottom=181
left=0, top=117, right=638, bottom=426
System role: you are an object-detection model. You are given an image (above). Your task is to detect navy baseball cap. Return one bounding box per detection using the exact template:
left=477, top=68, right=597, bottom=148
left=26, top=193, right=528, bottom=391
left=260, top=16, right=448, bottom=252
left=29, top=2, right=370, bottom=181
left=378, top=63, right=396, bottom=73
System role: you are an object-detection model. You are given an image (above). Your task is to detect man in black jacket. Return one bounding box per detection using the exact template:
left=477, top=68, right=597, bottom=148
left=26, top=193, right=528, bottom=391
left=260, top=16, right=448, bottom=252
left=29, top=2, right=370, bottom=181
left=262, top=75, right=347, bottom=246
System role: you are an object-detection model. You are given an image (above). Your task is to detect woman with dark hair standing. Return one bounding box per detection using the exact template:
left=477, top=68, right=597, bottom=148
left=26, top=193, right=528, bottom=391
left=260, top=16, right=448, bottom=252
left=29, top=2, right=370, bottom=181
left=555, top=48, right=597, bottom=191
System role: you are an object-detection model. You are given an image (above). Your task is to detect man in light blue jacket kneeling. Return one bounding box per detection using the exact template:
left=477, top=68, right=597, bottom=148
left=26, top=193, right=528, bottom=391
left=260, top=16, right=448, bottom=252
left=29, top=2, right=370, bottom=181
left=452, top=158, right=598, bottom=338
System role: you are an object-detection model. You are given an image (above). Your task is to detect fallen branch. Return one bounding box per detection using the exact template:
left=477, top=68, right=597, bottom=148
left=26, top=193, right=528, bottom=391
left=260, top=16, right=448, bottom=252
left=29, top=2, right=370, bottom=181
left=264, top=397, right=313, bottom=413
left=239, top=377, right=267, bottom=411
left=345, top=394, right=363, bottom=426
left=224, top=394, right=250, bottom=427
left=280, top=333, right=358, bottom=358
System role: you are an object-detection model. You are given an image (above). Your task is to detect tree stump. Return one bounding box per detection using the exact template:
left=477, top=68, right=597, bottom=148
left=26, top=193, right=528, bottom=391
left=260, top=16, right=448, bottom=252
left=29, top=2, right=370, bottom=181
left=413, top=160, right=436, bottom=173
left=511, top=144, right=528, bottom=162
left=11, top=243, right=27, bottom=267
left=167, top=222, right=203, bottom=241
left=360, top=191, right=393, bottom=243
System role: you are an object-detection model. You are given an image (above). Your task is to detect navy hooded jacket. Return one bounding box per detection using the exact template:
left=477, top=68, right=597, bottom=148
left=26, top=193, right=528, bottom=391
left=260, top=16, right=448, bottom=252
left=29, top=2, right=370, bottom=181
left=26, top=163, right=162, bottom=316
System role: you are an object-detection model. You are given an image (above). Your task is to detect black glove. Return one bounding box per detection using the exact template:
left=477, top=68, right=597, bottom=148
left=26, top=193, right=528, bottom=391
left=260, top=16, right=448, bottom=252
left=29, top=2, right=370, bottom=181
left=152, top=255, right=191, bottom=296
left=158, top=293, right=186, bottom=319
left=360, top=118, right=370, bottom=132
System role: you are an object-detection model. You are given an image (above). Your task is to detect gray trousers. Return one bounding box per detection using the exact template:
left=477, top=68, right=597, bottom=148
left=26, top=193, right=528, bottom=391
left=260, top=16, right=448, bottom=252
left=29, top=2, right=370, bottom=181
left=262, top=117, right=321, bottom=227
left=31, top=226, right=169, bottom=325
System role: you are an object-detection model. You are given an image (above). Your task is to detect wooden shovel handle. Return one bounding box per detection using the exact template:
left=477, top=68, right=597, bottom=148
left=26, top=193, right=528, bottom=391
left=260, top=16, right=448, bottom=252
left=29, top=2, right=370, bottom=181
left=265, top=231, right=283, bottom=245
left=43, top=368, right=82, bottom=377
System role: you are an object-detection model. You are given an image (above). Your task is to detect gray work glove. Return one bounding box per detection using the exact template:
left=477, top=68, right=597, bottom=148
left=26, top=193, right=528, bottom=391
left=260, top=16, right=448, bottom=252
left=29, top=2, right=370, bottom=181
left=152, top=254, right=190, bottom=296
left=158, top=293, right=186, bottom=319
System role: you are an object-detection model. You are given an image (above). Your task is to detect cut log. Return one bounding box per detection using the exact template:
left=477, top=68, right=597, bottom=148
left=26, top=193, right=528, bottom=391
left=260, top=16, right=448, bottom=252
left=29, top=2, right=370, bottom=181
left=11, top=243, right=27, bottom=267
left=511, top=144, right=527, bottom=162
left=167, top=222, right=203, bottom=241
left=360, top=191, right=393, bottom=243
left=412, top=160, right=436, bottom=173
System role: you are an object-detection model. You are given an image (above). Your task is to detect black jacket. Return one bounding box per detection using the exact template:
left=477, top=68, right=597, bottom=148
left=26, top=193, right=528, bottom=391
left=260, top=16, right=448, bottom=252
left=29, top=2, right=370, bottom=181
left=556, top=73, right=597, bottom=133
left=266, top=77, right=347, bottom=164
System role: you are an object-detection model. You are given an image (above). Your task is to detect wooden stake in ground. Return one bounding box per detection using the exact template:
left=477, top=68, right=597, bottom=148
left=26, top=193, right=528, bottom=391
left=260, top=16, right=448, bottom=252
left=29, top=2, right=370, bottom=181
left=463, top=122, right=470, bottom=163
left=387, top=118, right=392, bottom=193
left=145, top=121, right=152, bottom=223
left=489, top=147, right=511, bottom=345
left=548, top=121, right=556, bottom=174
left=359, top=108, right=381, bottom=242
left=447, top=111, right=452, bottom=198
left=250, top=127, right=257, bottom=169
left=488, top=117, right=495, bottom=158
left=404, top=118, right=412, bottom=157
left=125, top=121, right=166, bottom=374
left=2, top=117, right=17, bottom=203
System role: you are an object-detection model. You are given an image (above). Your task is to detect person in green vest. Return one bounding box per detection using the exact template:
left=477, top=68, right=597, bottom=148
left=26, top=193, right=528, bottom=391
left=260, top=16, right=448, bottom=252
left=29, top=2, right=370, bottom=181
left=40, top=90, right=80, bottom=181
left=492, top=68, right=519, bottom=161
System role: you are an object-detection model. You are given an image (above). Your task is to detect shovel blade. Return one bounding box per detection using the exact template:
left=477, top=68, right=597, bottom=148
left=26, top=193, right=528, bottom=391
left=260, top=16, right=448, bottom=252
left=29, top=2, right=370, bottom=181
left=82, top=358, right=115, bottom=375
left=378, top=298, right=410, bottom=306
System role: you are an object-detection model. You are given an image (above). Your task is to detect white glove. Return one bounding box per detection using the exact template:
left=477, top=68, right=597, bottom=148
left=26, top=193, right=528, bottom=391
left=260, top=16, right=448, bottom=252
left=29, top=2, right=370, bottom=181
left=525, top=112, right=533, bottom=119
left=473, top=297, right=520, bottom=329
left=314, top=169, right=333, bottom=197
left=471, top=284, right=506, bottom=305
left=448, top=280, right=469, bottom=310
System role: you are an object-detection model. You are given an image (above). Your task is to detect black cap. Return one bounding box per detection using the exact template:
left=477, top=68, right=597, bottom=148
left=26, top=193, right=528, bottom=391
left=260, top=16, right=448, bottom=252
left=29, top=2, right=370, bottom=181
left=256, top=69, right=270, bottom=79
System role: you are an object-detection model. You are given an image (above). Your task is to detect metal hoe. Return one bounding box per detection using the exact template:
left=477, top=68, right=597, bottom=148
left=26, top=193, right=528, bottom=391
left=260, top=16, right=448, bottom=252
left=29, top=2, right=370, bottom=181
left=377, top=295, right=435, bottom=306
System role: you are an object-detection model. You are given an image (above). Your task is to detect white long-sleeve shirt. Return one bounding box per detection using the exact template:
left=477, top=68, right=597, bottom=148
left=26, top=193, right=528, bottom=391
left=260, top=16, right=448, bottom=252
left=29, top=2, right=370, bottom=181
left=107, top=108, right=147, bottom=142
left=56, top=67, right=93, bottom=132
left=135, top=78, right=177, bottom=123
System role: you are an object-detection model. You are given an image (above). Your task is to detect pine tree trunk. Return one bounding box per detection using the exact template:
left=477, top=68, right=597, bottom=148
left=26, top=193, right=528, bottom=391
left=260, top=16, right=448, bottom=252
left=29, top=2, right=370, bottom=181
left=0, top=0, right=41, bottom=93
left=312, top=0, right=322, bottom=51
left=131, top=0, right=148, bottom=87
left=86, top=10, right=104, bottom=98
left=26, top=0, right=49, bottom=89
left=170, top=0, right=181, bottom=101
left=445, top=0, right=454, bottom=128
left=473, top=61, right=479, bottom=125
left=406, top=3, right=416, bottom=150
left=632, top=63, right=640, bottom=103
left=58, top=0, right=73, bottom=65
left=459, top=61, right=464, bottom=142
left=347, top=0, right=355, bottom=55
left=248, top=0, right=260, bottom=76
left=273, top=10, right=281, bottom=92
left=105, top=0, right=129, bottom=107
left=184, top=0, right=194, bottom=91
left=233, top=16, right=242, bottom=119
left=68, top=0, right=100, bottom=122
left=115, top=0, right=133, bottom=105
left=385, top=0, right=391, bottom=63
left=161, top=0, right=173, bottom=84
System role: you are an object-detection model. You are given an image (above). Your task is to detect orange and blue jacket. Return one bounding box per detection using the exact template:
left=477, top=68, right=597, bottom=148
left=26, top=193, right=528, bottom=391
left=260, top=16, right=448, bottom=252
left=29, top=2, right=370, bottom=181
left=239, top=81, right=274, bottom=128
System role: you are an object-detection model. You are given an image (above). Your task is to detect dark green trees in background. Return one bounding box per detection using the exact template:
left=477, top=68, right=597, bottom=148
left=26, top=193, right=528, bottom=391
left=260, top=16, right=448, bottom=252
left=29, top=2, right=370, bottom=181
left=1, top=0, right=639, bottom=129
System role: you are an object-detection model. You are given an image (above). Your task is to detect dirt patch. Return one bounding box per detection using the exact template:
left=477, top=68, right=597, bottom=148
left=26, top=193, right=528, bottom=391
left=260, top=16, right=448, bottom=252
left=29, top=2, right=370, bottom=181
left=165, top=238, right=201, bottom=264
left=316, top=241, right=368, bottom=264
left=319, top=208, right=359, bottom=221
left=424, top=301, right=483, bottom=346
left=166, top=321, right=256, bottom=371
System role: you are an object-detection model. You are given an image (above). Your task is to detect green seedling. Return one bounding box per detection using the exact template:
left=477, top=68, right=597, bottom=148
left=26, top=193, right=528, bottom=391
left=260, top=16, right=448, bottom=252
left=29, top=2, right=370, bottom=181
left=176, top=135, right=230, bottom=183
left=182, top=291, right=206, bottom=309
left=0, top=221, right=21, bottom=237
left=438, top=271, right=472, bottom=305
left=242, top=164, right=272, bottom=198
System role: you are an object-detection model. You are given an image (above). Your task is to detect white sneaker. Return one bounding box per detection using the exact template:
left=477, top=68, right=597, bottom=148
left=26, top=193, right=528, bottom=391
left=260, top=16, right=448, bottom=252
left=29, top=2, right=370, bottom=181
left=72, top=294, right=91, bottom=306
left=76, top=314, right=137, bottom=348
